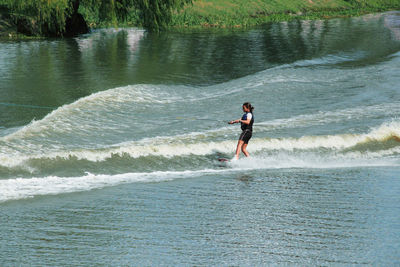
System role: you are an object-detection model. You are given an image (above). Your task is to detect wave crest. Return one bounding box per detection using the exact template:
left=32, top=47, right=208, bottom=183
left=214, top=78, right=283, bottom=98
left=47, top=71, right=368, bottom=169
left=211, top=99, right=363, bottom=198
left=1, top=121, right=399, bottom=168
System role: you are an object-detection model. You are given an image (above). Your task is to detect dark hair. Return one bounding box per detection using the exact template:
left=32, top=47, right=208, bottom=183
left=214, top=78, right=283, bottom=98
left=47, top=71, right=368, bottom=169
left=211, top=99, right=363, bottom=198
left=243, top=102, right=254, bottom=113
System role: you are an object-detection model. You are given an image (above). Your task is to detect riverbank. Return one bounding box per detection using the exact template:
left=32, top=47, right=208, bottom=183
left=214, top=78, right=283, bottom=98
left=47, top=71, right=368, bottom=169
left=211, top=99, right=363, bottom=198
left=1, top=0, right=399, bottom=39
left=1, top=11, right=400, bottom=266
left=0, top=13, right=43, bottom=40
left=0, top=18, right=44, bottom=40
left=0, top=12, right=16, bottom=38
left=171, top=0, right=400, bottom=27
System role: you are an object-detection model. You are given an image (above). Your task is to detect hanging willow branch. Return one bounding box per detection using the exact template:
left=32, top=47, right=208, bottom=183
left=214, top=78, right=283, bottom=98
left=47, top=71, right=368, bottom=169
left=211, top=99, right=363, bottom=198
left=0, top=0, right=71, bottom=35
left=0, top=0, right=192, bottom=36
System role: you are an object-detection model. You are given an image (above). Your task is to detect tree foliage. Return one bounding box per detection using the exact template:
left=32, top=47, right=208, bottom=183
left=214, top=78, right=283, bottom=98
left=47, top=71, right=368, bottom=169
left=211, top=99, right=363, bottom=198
left=0, top=0, right=71, bottom=35
left=0, top=0, right=192, bottom=36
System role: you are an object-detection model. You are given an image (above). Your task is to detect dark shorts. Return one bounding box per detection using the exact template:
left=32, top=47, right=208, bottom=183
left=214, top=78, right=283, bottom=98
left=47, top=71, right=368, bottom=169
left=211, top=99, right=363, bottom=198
left=239, top=130, right=252, bottom=144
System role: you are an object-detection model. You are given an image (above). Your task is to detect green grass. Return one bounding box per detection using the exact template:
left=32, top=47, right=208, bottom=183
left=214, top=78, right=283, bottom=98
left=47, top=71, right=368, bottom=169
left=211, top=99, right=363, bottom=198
left=2, top=0, right=399, bottom=37
left=171, top=0, right=400, bottom=28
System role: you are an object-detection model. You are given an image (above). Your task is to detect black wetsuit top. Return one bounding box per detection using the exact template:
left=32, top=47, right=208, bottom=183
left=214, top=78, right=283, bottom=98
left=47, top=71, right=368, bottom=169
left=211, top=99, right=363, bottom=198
left=240, top=112, right=254, bottom=132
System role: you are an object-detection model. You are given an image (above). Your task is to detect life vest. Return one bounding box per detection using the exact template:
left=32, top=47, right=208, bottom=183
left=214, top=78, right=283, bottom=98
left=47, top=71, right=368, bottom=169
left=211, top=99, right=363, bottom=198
left=240, top=112, right=254, bottom=132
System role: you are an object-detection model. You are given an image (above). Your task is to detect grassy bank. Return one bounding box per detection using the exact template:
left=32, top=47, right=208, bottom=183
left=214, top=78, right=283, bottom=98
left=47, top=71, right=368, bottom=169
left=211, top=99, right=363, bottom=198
left=171, top=0, right=400, bottom=27
left=0, top=12, right=38, bottom=40
left=1, top=0, right=399, bottom=39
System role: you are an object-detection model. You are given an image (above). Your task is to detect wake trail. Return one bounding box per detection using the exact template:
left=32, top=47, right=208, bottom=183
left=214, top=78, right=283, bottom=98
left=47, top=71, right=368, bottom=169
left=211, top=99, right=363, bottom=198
left=1, top=120, right=399, bottom=168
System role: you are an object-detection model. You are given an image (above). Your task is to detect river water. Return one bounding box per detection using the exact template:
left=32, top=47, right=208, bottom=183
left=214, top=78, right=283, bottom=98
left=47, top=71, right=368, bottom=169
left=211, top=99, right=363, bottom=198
left=1, top=11, right=400, bottom=265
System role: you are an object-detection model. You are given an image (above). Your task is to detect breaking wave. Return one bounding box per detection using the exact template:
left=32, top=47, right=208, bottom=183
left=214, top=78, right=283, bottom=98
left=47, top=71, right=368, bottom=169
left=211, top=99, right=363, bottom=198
left=1, top=120, right=399, bottom=168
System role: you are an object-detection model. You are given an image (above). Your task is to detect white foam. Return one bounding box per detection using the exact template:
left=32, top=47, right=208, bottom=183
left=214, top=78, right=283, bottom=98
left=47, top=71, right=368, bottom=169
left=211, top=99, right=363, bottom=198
left=291, top=51, right=367, bottom=67
left=0, top=169, right=229, bottom=203
left=0, top=121, right=399, bottom=168
left=1, top=49, right=398, bottom=147
left=256, top=102, right=400, bottom=131
left=0, top=140, right=236, bottom=167
left=0, top=84, right=175, bottom=142
left=229, top=152, right=400, bottom=170
left=0, top=48, right=399, bottom=164
left=2, top=148, right=399, bottom=203
left=1, top=52, right=385, bottom=144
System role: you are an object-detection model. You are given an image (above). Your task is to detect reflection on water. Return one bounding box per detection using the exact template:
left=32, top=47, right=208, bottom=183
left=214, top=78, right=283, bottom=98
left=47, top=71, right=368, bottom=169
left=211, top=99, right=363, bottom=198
left=384, top=11, right=400, bottom=40
left=0, top=12, right=399, bottom=128
left=0, top=12, right=399, bottom=266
